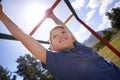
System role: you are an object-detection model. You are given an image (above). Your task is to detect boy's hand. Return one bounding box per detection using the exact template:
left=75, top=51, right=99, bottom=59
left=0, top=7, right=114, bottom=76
left=45, top=9, right=55, bottom=18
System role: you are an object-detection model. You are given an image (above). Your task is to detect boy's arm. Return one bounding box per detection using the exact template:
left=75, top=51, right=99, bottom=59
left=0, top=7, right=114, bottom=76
left=46, top=10, right=76, bottom=41
left=0, top=4, right=46, bottom=64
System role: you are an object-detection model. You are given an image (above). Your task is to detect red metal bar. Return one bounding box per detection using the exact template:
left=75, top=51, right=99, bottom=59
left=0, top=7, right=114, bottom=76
left=29, top=0, right=61, bottom=35
left=77, top=17, right=120, bottom=57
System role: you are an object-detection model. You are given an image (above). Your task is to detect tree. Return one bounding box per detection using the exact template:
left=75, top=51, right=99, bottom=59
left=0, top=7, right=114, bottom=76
left=0, top=65, right=12, bottom=80
left=106, top=7, right=120, bottom=30
left=41, top=69, right=56, bottom=80
left=15, top=54, right=55, bottom=80
left=15, top=54, right=43, bottom=80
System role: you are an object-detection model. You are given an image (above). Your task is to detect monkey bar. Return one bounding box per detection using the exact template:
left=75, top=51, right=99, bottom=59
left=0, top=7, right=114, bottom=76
left=0, top=33, right=49, bottom=44
left=64, top=13, right=74, bottom=24
left=0, top=0, right=120, bottom=58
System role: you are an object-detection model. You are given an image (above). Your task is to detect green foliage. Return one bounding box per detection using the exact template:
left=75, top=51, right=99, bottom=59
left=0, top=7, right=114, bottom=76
left=15, top=54, right=55, bottom=80
left=0, top=65, right=11, bottom=80
left=15, top=54, right=42, bottom=80
left=41, top=70, right=56, bottom=80
left=106, top=7, right=120, bottom=30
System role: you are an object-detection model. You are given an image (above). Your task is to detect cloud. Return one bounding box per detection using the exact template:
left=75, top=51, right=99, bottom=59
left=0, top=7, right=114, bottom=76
left=86, top=0, right=113, bottom=31
left=114, top=1, right=120, bottom=8
left=87, top=0, right=113, bottom=31
left=86, top=9, right=96, bottom=21
left=98, top=15, right=111, bottom=31
left=74, top=24, right=88, bottom=42
left=99, top=0, right=113, bottom=16
left=71, top=0, right=85, bottom=9
left=79, top=25, right=87, bottom=33
left=74, top=31, right=81, bottom=42
left=97, top=0, right=119, bottom=31
left=86, top=0, right=101, bottom=9
left=86, top=0, right=113, bottom=16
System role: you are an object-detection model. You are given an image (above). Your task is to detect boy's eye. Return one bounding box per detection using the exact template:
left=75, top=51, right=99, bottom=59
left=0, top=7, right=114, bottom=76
left=53, top=35, right=57, bottom=38
left=53, top=31, right=66, bottom=39
left=62, top=31, right=66, bottom=34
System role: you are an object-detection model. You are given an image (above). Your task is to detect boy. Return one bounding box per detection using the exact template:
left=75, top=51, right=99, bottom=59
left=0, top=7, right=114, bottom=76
left=0, top=4, right=120, bottom=80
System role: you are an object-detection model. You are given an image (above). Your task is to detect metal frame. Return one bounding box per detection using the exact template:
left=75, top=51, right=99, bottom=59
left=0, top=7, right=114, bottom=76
left=0, top=0, right=119, bottom=57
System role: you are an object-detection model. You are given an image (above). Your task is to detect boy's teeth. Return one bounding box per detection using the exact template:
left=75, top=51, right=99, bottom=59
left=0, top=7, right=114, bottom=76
left=61, top=38, right=66, bottom=41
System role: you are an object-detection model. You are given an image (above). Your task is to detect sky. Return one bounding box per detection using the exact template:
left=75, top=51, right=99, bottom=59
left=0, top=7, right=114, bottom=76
left=0, top=0, right=120, bottom=79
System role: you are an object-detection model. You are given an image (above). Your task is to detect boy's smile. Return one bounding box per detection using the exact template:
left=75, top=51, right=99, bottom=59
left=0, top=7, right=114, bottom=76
left=59, top=37, right=67, bottom=43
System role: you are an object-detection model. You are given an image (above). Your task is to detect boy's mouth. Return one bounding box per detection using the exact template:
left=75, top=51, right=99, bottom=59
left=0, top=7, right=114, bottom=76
left=59, top=38, right=68, bottom=43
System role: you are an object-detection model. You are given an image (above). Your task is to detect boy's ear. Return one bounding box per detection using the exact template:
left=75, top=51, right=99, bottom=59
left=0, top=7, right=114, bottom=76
left=50, top=45, right=55, bottom=51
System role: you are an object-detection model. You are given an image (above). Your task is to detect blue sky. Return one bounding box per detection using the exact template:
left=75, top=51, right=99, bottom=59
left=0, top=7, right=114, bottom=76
left=0, top=0, right=120, bottom=79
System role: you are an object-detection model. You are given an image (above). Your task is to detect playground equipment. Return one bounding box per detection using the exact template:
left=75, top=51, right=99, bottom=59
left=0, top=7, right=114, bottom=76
left=0, top=0, right=120, bottom=58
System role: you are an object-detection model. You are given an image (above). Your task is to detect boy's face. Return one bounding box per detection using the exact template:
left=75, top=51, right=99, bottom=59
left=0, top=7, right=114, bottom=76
left=50, top=27, right=74, bottom=51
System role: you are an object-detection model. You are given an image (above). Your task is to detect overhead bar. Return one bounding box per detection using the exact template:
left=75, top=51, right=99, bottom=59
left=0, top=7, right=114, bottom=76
left=64, top=0, right=120, bottom=57
left=64, top=13, right=74, bottom=24
left=0, top=33, right=49, bottom=44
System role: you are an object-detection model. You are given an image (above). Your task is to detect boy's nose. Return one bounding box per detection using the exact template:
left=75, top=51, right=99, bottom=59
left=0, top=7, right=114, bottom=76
left=58, top=32, right=63, bottom=38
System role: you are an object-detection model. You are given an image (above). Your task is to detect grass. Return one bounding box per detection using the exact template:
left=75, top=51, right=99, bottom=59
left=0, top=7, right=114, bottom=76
left=98, top=34, right=120, bottom=67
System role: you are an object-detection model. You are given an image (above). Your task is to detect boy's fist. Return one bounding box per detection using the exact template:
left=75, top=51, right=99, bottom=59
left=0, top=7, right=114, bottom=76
left=45, top=8, right=55, bottom=18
